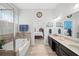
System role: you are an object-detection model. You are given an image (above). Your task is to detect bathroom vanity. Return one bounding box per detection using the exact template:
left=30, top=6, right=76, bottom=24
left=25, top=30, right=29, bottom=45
left=48, top=35, right=79, bottom=56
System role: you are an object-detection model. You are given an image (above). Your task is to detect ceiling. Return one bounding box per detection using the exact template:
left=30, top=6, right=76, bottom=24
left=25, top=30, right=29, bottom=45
left=13, top=3, right=79, bottom=21
left=13, top=3, right=59, bottom=9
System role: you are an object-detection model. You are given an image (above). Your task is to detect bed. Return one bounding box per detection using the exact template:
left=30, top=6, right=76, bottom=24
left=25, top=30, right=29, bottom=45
left=34, top=32, right=43, bottom=39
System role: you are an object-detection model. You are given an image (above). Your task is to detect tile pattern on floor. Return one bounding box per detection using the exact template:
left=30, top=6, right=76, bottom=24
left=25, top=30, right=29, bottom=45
left=35, top=38, right=44, bottom=44
left=26, top=44, right=57, bottom=56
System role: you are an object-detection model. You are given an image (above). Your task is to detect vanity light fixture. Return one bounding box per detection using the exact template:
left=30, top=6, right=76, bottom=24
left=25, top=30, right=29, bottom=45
left=73, top=3, right=79, bottom=9
left=54, top=16, right=62, bottom=22
left=67, top=14, right=72, bottom=18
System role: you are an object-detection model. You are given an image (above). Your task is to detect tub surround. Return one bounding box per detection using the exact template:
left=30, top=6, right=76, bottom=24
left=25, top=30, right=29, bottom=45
left=16, top=32, right=31, bottom=40
left=48, top=34, right=79, bottom=55
left=0, top=32, right=31, bottom=56
left=0, top=32, right=31, bottom=44
left=2, top=38, right=30, bottom=56
left=0, top=49, right=16, bottom=56
left=0, top=33, right=14, bottom=44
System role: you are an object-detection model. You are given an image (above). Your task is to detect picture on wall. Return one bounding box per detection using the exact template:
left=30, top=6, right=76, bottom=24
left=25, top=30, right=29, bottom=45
left=19, top=25, right=29, bottom=32
left=64, top=21, right=72, bottom=29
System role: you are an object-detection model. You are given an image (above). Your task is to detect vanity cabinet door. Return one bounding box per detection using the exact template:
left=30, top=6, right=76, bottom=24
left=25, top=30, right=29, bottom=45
left=48, top=36, right=78, bottom=56
left=55, top=41, right=61, bottom=56
left=48, top=36, right=56, bottom=51
left=48, top=36, right=50, bottom=45
left=60, top=44, right=78, bottom=56
left=52, top=40, right=56, bottom=51
left=48, top=36, right=52, bottom=48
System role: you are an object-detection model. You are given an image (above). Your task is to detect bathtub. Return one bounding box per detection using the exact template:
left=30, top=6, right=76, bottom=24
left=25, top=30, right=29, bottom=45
left=2, top=38, right=30, bottom=56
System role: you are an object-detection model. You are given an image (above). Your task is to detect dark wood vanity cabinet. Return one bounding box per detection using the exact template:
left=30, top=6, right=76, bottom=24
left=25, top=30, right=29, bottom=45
left=48, top=36, right=78, bottom=56
left=55, top=41, right=61, bottom=55
left=48, top=36, right=56, bottom=51
left=48, top=36, right=52, bottom=48
left=59, top=44, right=78, bottom=56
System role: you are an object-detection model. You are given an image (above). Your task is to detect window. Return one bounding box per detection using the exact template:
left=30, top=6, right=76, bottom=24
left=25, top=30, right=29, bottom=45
left=0, top=10, right=13, bottom=23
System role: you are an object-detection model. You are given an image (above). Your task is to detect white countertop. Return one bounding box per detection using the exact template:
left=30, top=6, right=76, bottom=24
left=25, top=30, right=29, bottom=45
left=49, top=35, right=79, bottom=55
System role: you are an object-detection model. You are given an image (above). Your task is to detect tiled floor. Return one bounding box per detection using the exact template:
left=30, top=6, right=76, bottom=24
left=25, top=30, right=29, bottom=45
left=26, top=44, right=57, bottom=56
left=26, top=38, right=57, bottom=56
left=35, top=38, right=44, bottom=44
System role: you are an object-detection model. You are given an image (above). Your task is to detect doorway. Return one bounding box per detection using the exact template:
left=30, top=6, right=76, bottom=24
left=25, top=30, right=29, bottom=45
left=35, top=28, right=44, bottom=44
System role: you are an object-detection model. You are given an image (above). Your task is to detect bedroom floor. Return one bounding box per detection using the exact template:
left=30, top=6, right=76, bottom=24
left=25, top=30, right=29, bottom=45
left=26, top=38, right=57, bottom=56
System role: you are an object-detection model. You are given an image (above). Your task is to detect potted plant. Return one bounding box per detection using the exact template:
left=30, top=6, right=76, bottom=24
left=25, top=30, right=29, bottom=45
left=0, top=39, right=5, bottom=49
